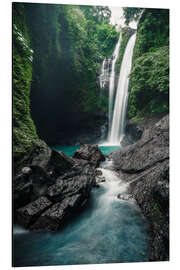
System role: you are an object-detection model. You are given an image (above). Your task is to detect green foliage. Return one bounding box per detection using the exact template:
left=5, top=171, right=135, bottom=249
left=23, top=3, right=118, bottom=120
left=127, top=8, right=169, bottom=118
left=133, top=9, right=169, bottom=59
left=13, top=3, right=118, bottom=148
left=123, top=8, right=143, bottom=25
left=128, top=46, right=169, bottom=118
left=13, top=21, right=39, bottom=170
left=79, top=5, right=111, bottom=24
left=95, top=24, right=119, bottom=57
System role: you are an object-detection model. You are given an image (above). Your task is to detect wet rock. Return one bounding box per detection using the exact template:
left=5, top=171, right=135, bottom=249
left=125, top=121, right=144, bottom=144
left=21, top=167, right=32, bottom=175
left=73, top=144, right=105, bottom=167
left=95, top=169, right=103, bottom=176
left=47, top=170, right=95, bottom=204
left=47, top=149, right=75, bottom=177
left=30, top=140, right=52, bottom=169
left=15, top=162, right=96, bottom=231
left=96, top=176, right=106, bottom=184
left=13, top=165, right=55, bottom=211
left=93, top=183, right=100, bottom=188
left=130, top=159, right=169, bottom=261
left=112, top=115, right=169, bottom=173
left=117, top=193, right=135, bottom=202
left=30, top=194, right=82, bottom=231
left=16, top=196, right=52, bottom=228
left=111, top=114, right=169, bottom=261
left=14, top=142, right=100, bottom=232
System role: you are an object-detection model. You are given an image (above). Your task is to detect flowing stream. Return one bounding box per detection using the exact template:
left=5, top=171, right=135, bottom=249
left=13, top=157, right=149, bottom=267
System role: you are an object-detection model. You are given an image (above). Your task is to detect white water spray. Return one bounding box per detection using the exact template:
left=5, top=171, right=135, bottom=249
left=109, top=33, right=137, bottom=144
left=108, top=33, right=122, bottom=137
left=99, top=58, right=111, bottom=89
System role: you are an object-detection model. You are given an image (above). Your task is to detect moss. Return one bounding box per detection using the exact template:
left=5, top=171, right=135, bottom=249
left=13, top=7, right=41, bottom=171
left=128, top=46, right=169, bottom=118
left=128, top=9, right=169, bottom=119
left=152, top=203, right=160, bottom=217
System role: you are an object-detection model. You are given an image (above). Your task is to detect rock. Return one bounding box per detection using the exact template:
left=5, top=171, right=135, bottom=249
left=112, top=115, right=169, bottom=173
left=47, top=163, right=95, bottom=202
left=96, top=176, right=106, bottom=184
left=30, top=140, right=52, bottom=169
left=73, top=144, right=105, bottom=167
left=93, top=183, right=100, bottom=188
left=13, top=165, right=55, bottom=211
left=47, top=149, right=75, bottom=177
left=13, top=173, right=33, bottom=211
left=14, top=141, right=101, bottom=232
left=30, top=194, right=82, bottom=231
left=15, top=162, right=96, bottom=231
left=95, top=169, right=103, bottom=176
left=120, top=121, right=144, bottom=146
left=130, top=159, right=169, bottom=261
left=117, top=193, right=135, bottom=202
left=29, top=165, right=55, bottom=197
left=111, top=114, right=169, bottom=261
left=16, top=196, right=52, bottom=228
left=21, top=167, right=32, bottom=175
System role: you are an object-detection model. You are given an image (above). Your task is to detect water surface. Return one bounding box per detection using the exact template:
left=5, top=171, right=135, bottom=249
left=53, top=145, right=121, bottom=156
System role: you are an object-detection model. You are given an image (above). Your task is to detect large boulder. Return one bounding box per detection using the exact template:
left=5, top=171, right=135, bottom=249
left=13, top=148, right=75, bottom=211
left=16, top=196, right=53, bottom=228
left=73, top=144, right=105, bottom=167
left=111, top=114, right=169, bottom=261
left=30, top=194, right=82, bottom=231
left=112, top=115, right=169, bottom=173
left=13, top=165, right=55, bottom=211
left=15, top=163, right=96, bottom=231
left=47, top=149, right=75, bottom=177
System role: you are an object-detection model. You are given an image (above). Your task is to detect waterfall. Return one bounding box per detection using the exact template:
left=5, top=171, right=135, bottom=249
left=108, top=33, right=122, bottom=138
left=99, top=58, right=111, bottom=89
left=109, top=33, right=137, bottom=145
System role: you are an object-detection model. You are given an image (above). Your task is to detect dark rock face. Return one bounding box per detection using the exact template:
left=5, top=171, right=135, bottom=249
left=14, top=144, right=98, bottom=232
left=16, top=196, right=53, bottom=228
left=112, top=115, right=169, bottom=173
left=111, top=114, right=169, bottom=261
left=124, top=121, right=144, bottom=145
left=117, top=193, right=135, bottom=202
left=47, top=149, right=75, bottom=177
left=13, top=146, right=75, bottom=210
left=73, top=144, right=105, bottom=167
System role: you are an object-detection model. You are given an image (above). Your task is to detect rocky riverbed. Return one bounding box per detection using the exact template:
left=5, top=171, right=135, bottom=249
left=110, top=114, right=169, bottom=261
left=13, top=114, right=169, bottom=262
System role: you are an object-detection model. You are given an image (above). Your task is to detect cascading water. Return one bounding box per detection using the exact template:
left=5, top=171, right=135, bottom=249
left=108, top=33, right=122, bottom=137
left=99, top=58, right=111, bottom=89
left=109, top=33, right=137, bottom=144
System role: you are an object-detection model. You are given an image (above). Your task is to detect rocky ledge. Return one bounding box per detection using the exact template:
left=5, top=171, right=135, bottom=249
left=13, top=144, right=105, bottom=231
left=111, top=114, right=169, bottom=261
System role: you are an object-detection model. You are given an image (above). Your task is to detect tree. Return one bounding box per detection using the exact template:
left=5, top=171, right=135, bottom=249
left=123, top=8, right=143, bottom=25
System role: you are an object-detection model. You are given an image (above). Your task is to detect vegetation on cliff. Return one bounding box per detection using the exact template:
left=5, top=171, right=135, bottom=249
left=13, top=4, right=41, bottom=171
left=21, top=3, right=118, bottom=142
left=124, top=8, right=169, bottom=119
left=12, top=3, right=119, bottom=154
